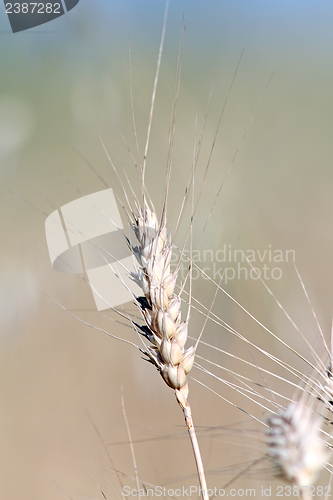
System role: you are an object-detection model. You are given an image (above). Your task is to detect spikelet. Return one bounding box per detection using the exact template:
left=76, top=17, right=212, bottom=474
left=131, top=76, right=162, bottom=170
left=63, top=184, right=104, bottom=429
left=266, top=402, right=328, bottom=488
left=133, top=206, right=195, bottom=394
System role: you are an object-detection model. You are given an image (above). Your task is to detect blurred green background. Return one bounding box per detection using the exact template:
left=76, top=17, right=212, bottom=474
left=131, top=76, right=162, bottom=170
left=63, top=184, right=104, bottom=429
left=1, top=1, right=333, bottom=498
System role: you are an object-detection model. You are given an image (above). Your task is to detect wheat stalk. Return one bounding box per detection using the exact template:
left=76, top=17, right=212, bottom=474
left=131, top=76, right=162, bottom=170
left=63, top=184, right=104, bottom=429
left=131, top=203, right=209, bottom=499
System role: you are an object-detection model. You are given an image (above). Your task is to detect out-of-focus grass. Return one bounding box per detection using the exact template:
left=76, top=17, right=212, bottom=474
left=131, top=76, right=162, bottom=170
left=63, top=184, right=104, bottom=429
left=1, top=1, right=333, bottom=499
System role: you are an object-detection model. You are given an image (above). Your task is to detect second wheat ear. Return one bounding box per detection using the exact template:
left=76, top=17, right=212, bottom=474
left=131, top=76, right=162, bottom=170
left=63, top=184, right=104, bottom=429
left=266, top=402, right=328, bottom=496
left=132, top=205, right=209, bottom=500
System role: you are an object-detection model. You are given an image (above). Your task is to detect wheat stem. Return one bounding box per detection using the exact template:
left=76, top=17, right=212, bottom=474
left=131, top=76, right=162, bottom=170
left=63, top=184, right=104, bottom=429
left=176, top=391, right=209, bottom=500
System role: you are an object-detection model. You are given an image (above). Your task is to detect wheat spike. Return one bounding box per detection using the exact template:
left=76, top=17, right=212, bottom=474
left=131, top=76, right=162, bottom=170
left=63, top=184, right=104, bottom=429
left=131, top=204, right=209, bottom=499
left=266, top=402, right=328, bottom=490
left=133, top=205, right=195, bottom=392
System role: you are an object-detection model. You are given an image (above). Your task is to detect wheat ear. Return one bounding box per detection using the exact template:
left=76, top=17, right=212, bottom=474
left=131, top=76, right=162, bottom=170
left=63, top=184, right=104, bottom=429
left=132, top=204, right=209, bottom=500
left=266, top=401, right=328, bottom=496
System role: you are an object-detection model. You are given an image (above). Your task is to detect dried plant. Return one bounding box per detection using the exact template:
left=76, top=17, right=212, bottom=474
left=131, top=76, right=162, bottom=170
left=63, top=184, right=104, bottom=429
left=132, top=203, right=208, bottom=497
left=108, top=3, right=210, bottom=497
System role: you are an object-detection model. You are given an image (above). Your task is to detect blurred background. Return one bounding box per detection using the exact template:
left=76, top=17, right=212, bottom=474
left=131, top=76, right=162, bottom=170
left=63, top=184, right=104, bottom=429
left=1, top=1, right=333, bottom=498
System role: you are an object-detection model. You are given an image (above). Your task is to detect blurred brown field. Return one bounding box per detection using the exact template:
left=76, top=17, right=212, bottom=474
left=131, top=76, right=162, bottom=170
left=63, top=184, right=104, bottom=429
left=1, top=1, right=333, bottom=499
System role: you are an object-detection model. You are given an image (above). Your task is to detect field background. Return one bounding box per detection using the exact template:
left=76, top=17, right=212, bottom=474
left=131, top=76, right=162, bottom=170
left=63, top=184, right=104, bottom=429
left=1, top=1, right=333, bottom=498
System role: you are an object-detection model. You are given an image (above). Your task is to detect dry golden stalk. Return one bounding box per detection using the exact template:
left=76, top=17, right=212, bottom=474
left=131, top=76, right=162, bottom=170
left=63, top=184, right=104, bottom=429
left=132, top=205, right=209, bottom=500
